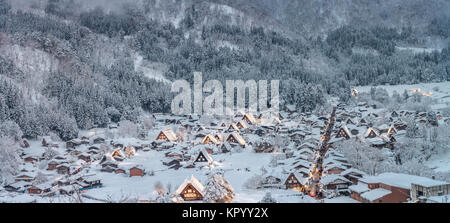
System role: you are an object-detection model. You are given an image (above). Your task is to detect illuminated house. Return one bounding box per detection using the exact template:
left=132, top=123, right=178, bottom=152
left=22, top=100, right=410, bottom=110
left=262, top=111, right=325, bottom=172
left=194, top=149, right=213, bottom=164
left=387, top=125, right=397, bottom=135
left=176, top=176, right=204, bottom=201
left=155, top=129, right=177, bottom=142
left=236, top=121, right=248, bottom=129
left=201, top=134, right=218, bottom=145
left=226, top=132, right=246, bottom=148
left=227, top=123, right=239, bottom=132
left=358, top=118, right=368, bottom=126
left=335, top=126, right=351, bottom=139
left=284, top=173, right=306, bottom=190
left=242, top=113, right=257, bottom=125
left=365, top=128, right=379, bottom=138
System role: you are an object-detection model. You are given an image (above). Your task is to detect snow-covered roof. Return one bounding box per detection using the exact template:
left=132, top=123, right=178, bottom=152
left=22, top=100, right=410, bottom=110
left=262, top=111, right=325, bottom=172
left=197, top=148, right=214, bottom=163
left=237, top=120, right=248, bottom=129
left=284, top=172, right=308, bottom=185
left=324, top=162, right=348, bottom=171
left=364, top=127, right=379, bottom=138
left=341, top=168, right=367, bottom=177
left=320, top=175, right=351, bottom=185
left=175, top=175, right=205, bottom=196
left=157, top=129, right=177, bottom=142
left=360, top=188, right=392, bottom=201
left=227, top=132, right=246, bottom=146
left=243, top=113, right=257, bottom=124
left=201, top=134, right=218, bottom=144
left=348, top=183, right=370, bottom=193
left=360, top=173, right=449, bottom=189
left=377, top=124, right=389, bottom=130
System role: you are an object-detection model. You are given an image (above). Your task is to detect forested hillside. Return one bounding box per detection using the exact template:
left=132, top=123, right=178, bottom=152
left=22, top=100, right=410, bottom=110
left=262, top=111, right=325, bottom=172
left=0, top=0, right=449, bottom=141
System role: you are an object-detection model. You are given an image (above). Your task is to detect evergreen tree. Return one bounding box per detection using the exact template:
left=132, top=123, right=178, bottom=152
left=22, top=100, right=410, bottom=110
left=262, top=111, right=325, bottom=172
left=259, top=192, right=277, bottom=203
left=0, top=0, right=11, bottom=15
left=203, top=173, right=235, bottom=203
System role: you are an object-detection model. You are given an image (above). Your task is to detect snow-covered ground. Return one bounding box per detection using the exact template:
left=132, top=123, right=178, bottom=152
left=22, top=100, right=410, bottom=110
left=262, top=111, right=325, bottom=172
left=425, top=152, right=450, bottom=173
left=355, top=81, right=450, bottom=111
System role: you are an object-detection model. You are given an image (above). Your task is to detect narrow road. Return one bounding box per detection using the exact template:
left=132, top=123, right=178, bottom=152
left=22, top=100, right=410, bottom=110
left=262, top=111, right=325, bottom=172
left=306, top=105, right=337, bottom=199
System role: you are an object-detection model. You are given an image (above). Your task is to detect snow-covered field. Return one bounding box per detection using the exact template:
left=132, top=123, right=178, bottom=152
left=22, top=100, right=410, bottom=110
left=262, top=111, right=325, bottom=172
left=83, top=150, right=277, bottom=202
left=356, top=81, right=450, bottom=175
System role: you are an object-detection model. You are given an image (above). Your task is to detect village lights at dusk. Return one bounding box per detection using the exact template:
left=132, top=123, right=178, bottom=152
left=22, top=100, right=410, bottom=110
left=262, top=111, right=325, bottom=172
left=1, top=1, right=450, bottom=217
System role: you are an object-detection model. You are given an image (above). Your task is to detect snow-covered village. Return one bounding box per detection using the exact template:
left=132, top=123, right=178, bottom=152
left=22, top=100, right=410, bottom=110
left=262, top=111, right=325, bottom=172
left=1, top=80, right=450, bottom=203
left=1, top=0, right=450, bottom=206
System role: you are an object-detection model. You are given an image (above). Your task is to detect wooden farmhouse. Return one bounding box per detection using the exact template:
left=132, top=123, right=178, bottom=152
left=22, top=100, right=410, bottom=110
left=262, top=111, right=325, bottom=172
left=47, top=161, right=59, bottom=171
left=284, top=173, right=305, bottom=190
left=155, top=129, right=177, bottom=142
left=324, top=163, right=347, bottom=175
left=214, top=133, right=224, bottom=143
left=358, top=118, right=368, bottom=126
left=56, top=164, right=70, bottom=175
left=320, top=175, right=352, bottom=191
left=129, top=166, right=145, bottom=177
left=15, top=174, right=35, bottom=183
left=226, top=132, right=246, bottom=148
left=111, top=150, right=125, bottom=161
left=341, top=168, right=367, bottom=184
left=24, top=156, right=38, bottom=163
left=176, top=176, right=205, bottom=201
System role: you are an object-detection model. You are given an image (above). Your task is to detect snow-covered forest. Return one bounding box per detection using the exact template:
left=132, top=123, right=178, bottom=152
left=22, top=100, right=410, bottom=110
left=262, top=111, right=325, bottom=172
left=1, top=0, right=449, bottom=140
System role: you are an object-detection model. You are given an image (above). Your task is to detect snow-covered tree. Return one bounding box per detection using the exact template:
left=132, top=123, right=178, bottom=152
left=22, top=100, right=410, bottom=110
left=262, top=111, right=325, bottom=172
left=336, top=139, right=389, bottom=175
left=406, top=117, right=420, bottom=138
left=259, top=192, right=277, bottom=203
left=176, top=126, right=187, bottom=143
left=203, top=173, right=235, bottom=203
left=243, top=174, right=264, bottom=189
left=124, top=146, right=136, bottom=157
left=153, top=181, right=175, bottom=203
left=118, top=120, right=138, bottom=138
left=0, top=137, right=21, bottom=185
left=34, top=171, right=49, bottom=184
left=43, top=148, right=60, bottom=160
left=0, top=0, right=11, bottom=15
left=154, top=181, right=165, bottom=195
